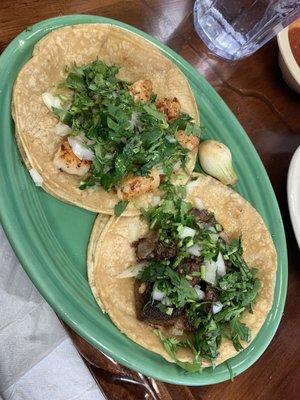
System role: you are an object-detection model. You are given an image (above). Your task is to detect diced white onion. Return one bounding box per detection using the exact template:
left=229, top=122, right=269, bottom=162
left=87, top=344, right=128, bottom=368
left=173, top=160, right=182, bottom=171
left=152, top=196, right=161, bottom=206
left=194, top=285, right=205, bottom=300
left=212, top=301, right=223, bottom=314
left=166, top=135, right=177, bottom=143
left=152, top=285, right=165, bottom=301
left=203, top=260, right=217, bottom=285
left=207, top=225, right=217, bottom=233
left=76, top=132, right=94, bottom=146
left=179, top=226, right=196, bottom=239
left=162, top=297, right=172, bottom=306
left=210, top=233, right=219, bottom=242
left=68, top=137, right=93, bottom=161
left=117, top=263, right=146, bottom=278
left=54, top=121, right=72, bottom=137
left=187, top=243, right=202, bottom=257
left=42, top=92, right=62, bottom=111
left=29, top=168, right=43, bottom=187
left=216, top=252, right=226, bottom=277
left=129, top=111, right=141, bottom=130
left=194, top=197, right=204, bottom=210
left=186, top=179, right=200, bottom=194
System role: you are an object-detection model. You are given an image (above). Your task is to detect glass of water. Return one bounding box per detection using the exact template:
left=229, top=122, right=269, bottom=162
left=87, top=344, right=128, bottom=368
left=194, top=0, right=300, bottom=60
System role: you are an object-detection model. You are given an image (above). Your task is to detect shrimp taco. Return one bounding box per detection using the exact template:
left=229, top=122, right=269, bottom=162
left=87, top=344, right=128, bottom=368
left=12, top=24, right=200, bottom=216
left=87, top=174, right=277, bottom=370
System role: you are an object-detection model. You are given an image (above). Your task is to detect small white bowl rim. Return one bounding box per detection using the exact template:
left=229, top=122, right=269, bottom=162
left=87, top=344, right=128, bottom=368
left=277, top=24, right=300, bottom=86
left=287, top=145, right=300, bottom=249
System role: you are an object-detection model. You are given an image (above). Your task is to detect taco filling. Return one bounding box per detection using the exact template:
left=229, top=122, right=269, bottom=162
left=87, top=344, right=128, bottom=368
left=130, top=184, right=261, bottom=370
left=45, top=60, right=200, bottom=206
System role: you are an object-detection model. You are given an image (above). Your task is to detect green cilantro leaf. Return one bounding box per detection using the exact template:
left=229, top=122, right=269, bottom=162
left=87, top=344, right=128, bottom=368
left=114, top=200, right=129, bottom=216
left=52, top=107, right=72, bottom=125
left=155, top=330, right=202, bottom=373
left=230, top=316, right=251, bottom=351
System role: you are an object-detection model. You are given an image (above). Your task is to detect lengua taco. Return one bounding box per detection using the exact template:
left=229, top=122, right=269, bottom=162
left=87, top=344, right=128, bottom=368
left=12, top=24, right=200, bottom=216
left=87, top=174, right=277, bottom=370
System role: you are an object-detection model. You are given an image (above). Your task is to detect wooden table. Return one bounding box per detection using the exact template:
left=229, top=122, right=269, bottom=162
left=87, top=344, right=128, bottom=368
left=1, top=1, right=300, bottom=399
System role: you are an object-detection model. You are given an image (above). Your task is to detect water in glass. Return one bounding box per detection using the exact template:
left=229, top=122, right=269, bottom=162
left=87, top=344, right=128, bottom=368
left=194, top=0, right=300, bottom=60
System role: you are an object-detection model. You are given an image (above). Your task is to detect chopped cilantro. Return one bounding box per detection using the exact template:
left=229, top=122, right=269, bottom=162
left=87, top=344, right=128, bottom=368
left=144, top=182, right=194, bottom=242
left=230, top=316, right=251, bottom=351
left=155, top=330, right=202, bottom=373
left=53, top=60, right=201, bottom=191
left=52, top=107, right=72, bottom=125
left=136, top=184, right=261, bottom=371
left=114, top=200, right=128, bottom=216
left=194, top=316, right=223, bottom=360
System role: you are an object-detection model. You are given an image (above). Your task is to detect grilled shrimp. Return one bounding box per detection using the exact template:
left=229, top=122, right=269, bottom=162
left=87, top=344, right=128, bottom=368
left=53, top=140, right=91, bottom=176
left=156, top=97, right=181, bottom=122
left=129, top=79, right=153, bottom=103
left=117, top=170, right=160, bottom=200
left=176, top=130, right=199, bottom=151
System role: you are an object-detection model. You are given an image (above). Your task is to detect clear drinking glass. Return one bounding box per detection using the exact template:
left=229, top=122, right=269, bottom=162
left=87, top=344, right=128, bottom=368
left=194, top=0, right=300, bottom=60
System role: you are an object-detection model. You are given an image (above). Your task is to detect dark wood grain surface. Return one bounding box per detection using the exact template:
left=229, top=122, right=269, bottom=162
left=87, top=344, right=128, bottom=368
left=1, top=1, right=300, bottom=399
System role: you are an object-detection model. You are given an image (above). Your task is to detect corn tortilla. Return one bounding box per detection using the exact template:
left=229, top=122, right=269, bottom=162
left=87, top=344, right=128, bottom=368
left=87, top=174, right=277, bottom=366
left=12, top=24, right=199, bottom=215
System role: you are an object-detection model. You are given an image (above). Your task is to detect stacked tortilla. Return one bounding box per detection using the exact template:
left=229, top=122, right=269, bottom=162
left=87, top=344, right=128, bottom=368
left=12, top=24, right=199, bottom=215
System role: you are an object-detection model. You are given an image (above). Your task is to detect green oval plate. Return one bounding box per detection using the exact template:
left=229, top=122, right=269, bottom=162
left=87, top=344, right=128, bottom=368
left=0, top=15, right=287, bottom=385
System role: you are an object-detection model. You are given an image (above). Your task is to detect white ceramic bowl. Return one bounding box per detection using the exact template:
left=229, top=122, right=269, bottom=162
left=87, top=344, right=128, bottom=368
left=287, top=145, right=300, bottom=250
left=277, top=22, right=300, bottom=93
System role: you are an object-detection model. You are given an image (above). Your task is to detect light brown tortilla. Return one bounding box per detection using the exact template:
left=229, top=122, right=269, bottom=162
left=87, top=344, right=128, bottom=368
left=87, top=174, right=277, bottom=366
left=12, top=24, right=199, bottom=216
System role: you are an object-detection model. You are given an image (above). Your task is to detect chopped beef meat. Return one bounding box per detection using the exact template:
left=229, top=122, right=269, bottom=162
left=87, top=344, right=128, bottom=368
left=219, top=230, right=229, bottom=243
left=177, top=256, right=203, bottom=286
left=134, top=280, right=182, bottom=326
left=159, top=174, right=166, bottom=184
left=191, top=208, right=217, bottom=226
left=132, top=231, right=159, bottom=261
left=140, top=303, right=183, bottom=326
left=198, top=280, right=207, bottom=292
left=205, top=285, right=219, bottom=313
left=224, top=260, right=233, bottom=272
left=133, top=232, right=177, bottom=262
left=134, top=280, right=150, bottom=317
left=153, top=241, right=178, bottom=261
left=181, top=316, right=197, bottom=333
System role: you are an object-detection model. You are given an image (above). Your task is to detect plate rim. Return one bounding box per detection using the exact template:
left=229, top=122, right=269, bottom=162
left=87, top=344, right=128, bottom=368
left=287, top=145, right=300, bottom=249
left=0, top=14, right=288, bottom=385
